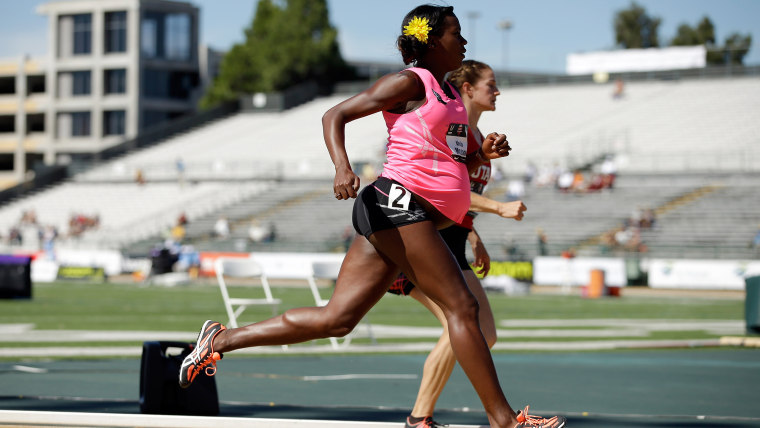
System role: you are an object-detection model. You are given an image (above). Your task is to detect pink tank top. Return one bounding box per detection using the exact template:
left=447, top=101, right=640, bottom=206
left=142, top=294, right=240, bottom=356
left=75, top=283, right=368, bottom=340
left=380, top=68, right=470, bottom=223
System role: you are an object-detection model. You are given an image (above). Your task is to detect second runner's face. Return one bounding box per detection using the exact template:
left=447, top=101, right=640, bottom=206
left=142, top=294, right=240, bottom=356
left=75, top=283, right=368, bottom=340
left=471, top=68, right=500, bottom=112
left=436, top=15, right=468, bottom=71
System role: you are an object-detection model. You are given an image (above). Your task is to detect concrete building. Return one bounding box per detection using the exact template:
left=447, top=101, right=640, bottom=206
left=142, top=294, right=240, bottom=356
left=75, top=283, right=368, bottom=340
left=0, top=0, right=202, bottom=187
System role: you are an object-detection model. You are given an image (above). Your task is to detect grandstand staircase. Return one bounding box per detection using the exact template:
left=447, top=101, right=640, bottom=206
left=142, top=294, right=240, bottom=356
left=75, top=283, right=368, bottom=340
left=573, top=183, right=724, bottom=251
left=651, top=184, right=724, bottom=217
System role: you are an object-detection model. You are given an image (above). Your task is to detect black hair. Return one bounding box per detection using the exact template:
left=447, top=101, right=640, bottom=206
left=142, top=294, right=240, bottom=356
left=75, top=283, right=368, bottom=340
left=396, top=5, right=456, bottom=65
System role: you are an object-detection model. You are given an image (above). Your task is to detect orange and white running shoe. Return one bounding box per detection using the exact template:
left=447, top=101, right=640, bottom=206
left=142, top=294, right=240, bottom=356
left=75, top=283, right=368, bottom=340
left=178, top=320, right=226, bottom=389
left=515, top=405, right=566, bottom=428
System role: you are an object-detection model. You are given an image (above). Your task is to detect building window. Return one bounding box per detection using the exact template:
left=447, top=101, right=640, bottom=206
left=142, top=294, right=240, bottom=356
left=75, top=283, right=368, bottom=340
left=104, top=69, right=126, bottom=94
left=27, top=75, right=46, bottom=94
left=71, top=112, right=91, bottom=136
left=72, top=71, right=91, bottom=96
left=0, top=76, right=14, bottom=95
left=73, top=14, right=92, bottom=55
left=26, top=113, right=45, bottom=133
left=105, top=11, right=127, bottom=53
left=0, top=115, right=14, bottom=133
left=141, top=14, right=160, bottom=58
left=166, top=13, right=191, bottom=60
left=142, top=12, right=192, bottom=61
left=104, top=110, right=126, bottom=135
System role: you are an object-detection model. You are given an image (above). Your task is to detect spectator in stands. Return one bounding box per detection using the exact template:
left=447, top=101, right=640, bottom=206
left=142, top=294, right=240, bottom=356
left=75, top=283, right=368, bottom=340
left=612, top=78, right=625, bottom=99
left=599, top=229, right=616, bottom=255
left=641, top=208, right=657, bottom=229
left=135, top=168, right=145, bottom=185
left=630, top=206, right=643, bottom=227
left=68, top=212, right=100, bottom=237
left=213, top=215, right=230, bottom=238
left=20, top=209, right=38, bottom=225
left=600, top=155, right=617, bottom=189
left=523, top=161, right=537, bottom=185
left=175, top=157, right=186, bottom=187
left=559, top=246, right=576, bottom=293
left=264, top=222, right=277, bottom=242
left=170, top=221, right=186, bottom=243
left=613, top=224, right=632, bottom=248
left=177, top=212, right=188, bottom=226
left=247, top=220, right=266, bottom=243
left=41, top=225, right=58, bottom=260
left=586, top=173, right=606, bottom=192
left=506, top=178, right=526, bottom=201
left=176, top=245, right=201, bottom=278
left=537, top=227, right=548, bottom=256
left=611, top=223, right=647, bottom=253
left=15, top=209, right=41, bottom=249
left=570, top=169, right=586, bottom=193
left=178, top=6, right=563, bottom=428
left=534, top=162, right=555, bottom=188
left=502, top=236, right=524, bottom=261
left=561, top=246, right=576, bottom=259
left=8, top=226, right=21, bottom=246
left=557, top=168, right=574, bottom=192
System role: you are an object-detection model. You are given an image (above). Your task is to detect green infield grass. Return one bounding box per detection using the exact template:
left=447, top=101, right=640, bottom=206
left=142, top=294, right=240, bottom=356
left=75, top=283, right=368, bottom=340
left=0, top=279, right=745, bottom=351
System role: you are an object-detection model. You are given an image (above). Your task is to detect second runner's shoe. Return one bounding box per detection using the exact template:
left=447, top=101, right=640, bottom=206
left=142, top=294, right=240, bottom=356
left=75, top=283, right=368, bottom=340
left=178, top=320, right=226, bottom=388
left=405, top=416, right=447, bottom=427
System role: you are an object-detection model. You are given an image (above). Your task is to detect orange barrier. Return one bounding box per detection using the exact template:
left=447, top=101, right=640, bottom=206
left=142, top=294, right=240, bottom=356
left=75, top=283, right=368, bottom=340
left=198, top=251, right=249, bottom=277
left=583, top=269, right=606, bottom=298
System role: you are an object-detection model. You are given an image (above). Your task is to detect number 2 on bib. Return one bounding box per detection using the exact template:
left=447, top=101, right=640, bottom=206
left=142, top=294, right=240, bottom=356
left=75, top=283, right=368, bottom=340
left=388, top=183, right=411, bottom=211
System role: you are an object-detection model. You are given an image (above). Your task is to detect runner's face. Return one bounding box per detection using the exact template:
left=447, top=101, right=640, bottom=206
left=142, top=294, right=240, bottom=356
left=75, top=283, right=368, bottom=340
left=470, top=68, right=500, bottom=112
left=434, top=15, right=467, bottom=71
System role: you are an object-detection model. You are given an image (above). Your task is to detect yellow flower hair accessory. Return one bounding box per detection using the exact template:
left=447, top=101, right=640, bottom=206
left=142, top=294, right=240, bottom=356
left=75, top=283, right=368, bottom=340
left=403, top=16, right=432, bottom=44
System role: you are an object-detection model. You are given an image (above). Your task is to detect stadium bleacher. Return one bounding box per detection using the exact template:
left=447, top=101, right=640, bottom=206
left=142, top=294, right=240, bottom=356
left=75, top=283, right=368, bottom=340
left=75, top=94, right=389, bottom=183
left=0, top=74, right=758, bottom=262
left=479, top=76, right=760, bottom=174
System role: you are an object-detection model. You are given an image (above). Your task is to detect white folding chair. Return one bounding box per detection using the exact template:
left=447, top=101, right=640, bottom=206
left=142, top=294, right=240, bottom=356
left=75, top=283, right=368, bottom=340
left=214, top=257, right=282, bottom=328
left=307, top=260, right=376, bottom=348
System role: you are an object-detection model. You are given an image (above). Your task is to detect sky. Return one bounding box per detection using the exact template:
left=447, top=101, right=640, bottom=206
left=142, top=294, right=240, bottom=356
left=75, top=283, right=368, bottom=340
left=0, top=0, right=758, bottom=74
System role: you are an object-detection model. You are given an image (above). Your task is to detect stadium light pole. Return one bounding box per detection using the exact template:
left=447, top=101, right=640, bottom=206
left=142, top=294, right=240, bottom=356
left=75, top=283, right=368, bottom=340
left=467, top=11, right=480, bottom=59
left=499, top=19, right=513, bottom=71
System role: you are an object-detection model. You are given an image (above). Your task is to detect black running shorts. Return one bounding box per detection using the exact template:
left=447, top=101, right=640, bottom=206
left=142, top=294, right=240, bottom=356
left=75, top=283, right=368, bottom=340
left=352, top=177, right=431, bottom=239
left=387, top=224, right=472, bottom=296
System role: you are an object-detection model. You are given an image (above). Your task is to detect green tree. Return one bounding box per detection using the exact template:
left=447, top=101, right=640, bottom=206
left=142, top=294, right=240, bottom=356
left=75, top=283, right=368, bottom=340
left=670, top=16, right=752, bottom=65
left=722, top=33, right=752, bottom=65
left=671, top=16, right=720, bottom=63
left=200, top=0, right=355, bottom=109
left=614, top=1, right=661, bottom=49
left=672, top=17, right=714, bottom=46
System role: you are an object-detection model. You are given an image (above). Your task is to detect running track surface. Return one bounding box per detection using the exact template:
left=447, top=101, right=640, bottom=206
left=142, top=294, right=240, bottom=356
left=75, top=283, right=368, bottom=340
left=1, top=349, right=759, bottom=427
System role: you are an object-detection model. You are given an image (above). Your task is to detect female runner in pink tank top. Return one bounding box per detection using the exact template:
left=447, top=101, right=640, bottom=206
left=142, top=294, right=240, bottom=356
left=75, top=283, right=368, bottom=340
left=178, top=5, right=565, bottom=428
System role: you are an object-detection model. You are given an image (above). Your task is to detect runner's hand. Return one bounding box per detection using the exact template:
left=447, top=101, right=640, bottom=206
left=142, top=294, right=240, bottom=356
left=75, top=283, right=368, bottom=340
left=481, top=132, right=511, bottom=159
left=334, top=166, right=360, bottom=200
left=471, top=239, right=491, bottom=276
left=498, top=201, right=527, bottom=220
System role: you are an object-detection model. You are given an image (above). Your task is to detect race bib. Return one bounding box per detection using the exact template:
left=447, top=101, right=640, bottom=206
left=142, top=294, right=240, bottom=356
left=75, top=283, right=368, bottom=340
left=387, top=183, right=412, bottom=211
left=446, top=123, right=468, bottom=162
